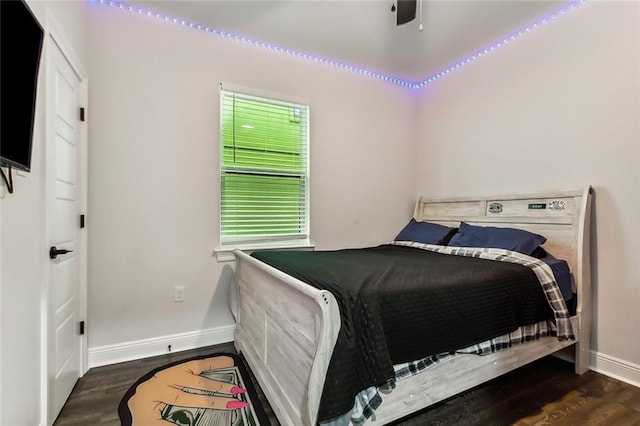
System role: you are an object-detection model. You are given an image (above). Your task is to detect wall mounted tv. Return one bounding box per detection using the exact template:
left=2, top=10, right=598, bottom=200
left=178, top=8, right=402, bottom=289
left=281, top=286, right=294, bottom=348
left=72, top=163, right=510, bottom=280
left=0, top=0, right=45, bottom=172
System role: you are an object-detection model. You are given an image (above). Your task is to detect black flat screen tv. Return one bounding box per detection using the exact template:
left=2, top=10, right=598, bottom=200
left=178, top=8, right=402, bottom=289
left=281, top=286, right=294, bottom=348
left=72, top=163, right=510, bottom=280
left=0, top=0, right=45, bottom=172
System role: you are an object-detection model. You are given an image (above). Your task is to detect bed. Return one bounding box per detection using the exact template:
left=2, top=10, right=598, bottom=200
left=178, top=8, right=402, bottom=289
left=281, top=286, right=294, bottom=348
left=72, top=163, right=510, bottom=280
left=231, top=187, right=593, bottom=426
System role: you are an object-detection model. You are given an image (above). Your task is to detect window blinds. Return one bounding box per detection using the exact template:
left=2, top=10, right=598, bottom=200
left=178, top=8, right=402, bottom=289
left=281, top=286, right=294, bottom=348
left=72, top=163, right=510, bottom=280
left=220, top=89, right=309, bottom=245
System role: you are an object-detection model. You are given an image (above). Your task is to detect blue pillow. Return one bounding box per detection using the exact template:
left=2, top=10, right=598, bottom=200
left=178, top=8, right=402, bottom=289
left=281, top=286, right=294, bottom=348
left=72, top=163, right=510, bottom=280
left=394, top=219, right=453, bottom=245
left=448, top=222, right=546, bottom=255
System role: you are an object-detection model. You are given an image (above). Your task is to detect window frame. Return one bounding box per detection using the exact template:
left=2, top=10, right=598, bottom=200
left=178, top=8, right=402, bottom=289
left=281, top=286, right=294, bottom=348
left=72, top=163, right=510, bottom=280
left=216, top=85, right=312, bottom=261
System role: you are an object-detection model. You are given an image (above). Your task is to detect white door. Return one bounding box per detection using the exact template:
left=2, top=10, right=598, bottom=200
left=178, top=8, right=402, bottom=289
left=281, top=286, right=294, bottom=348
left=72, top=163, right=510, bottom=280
left=46, top=36, right=85, bottom=424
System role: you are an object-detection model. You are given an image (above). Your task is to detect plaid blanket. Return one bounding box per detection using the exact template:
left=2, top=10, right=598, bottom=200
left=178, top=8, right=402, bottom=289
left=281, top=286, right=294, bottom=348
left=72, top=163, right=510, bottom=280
left=323, top=319, right=558, bottom=426
left=321, top=242, right=574, bottom=426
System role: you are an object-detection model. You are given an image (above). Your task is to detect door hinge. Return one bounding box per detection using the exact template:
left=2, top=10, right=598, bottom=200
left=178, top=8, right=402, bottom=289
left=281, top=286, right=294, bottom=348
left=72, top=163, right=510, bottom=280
left=79, top=321, right=85, bottom=335
left=80, top=107, right=85, bottom=122
left=80, top=214, right=85, bottom=229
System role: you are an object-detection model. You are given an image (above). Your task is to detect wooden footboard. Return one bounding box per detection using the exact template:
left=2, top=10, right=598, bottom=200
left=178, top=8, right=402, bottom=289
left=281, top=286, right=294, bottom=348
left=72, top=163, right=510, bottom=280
left=232, top=187, right=593, bottom=426
left=233, top=249, right=340, bottom=426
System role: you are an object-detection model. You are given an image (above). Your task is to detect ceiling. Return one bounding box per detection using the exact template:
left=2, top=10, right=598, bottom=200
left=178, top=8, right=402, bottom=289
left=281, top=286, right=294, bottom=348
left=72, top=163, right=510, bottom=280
left=125, top=0, right=571, bottom=82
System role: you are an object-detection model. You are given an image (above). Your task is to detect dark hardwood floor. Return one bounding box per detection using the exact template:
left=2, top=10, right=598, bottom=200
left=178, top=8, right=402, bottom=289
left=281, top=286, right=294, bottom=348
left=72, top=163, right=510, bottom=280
left=54, top=343, right=640, bottom=426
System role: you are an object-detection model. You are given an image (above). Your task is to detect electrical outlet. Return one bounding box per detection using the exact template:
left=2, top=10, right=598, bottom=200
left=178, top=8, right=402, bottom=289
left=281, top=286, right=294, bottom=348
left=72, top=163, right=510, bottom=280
left=174, top=285, right=185, bottom=302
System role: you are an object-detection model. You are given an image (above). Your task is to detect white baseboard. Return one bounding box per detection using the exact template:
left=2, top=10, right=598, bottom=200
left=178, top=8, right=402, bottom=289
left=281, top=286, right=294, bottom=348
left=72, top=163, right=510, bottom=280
left=88, top=325, right=236, bottom=368
left=590, top=350, right=640, bottom=388
left=553, top=348, right=640, bottom=388
left=89, top=331, right=640, bottom=390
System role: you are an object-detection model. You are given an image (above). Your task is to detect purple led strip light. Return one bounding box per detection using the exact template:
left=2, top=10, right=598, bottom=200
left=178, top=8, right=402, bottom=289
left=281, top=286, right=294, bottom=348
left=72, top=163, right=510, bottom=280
left=96, top=0, right=585, bottom=90
left=414, top=0, right=586, bottom=89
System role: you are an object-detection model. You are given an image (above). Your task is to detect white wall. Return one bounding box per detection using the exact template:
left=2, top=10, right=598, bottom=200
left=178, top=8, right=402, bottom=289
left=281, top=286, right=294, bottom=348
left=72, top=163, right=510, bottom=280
left=85, top=6, right=417, bottom=357
left=0, top=2, right=88, bottom=425
left=0, top=133, right=43, bottom=425
left=416, top=1, right=640, bottom=382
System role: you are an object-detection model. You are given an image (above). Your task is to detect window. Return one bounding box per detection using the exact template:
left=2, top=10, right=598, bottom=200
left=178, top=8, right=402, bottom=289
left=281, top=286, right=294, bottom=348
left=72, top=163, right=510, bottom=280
left=219, top=87, right=309, bottom=248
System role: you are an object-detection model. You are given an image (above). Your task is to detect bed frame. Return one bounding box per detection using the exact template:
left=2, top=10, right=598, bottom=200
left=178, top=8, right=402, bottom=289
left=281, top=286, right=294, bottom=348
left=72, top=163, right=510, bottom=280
left=232, top=187, right=593, bottom=426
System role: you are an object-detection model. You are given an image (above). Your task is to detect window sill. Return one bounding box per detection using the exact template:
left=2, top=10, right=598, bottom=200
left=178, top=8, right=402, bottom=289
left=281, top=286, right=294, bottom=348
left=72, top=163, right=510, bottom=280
left=214, top=240, right=315, bottom=262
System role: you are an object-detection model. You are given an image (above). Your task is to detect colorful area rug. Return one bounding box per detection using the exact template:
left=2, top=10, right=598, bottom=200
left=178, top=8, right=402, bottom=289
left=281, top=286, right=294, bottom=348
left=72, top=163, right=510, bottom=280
left=118, top=352, right=271, bottom=426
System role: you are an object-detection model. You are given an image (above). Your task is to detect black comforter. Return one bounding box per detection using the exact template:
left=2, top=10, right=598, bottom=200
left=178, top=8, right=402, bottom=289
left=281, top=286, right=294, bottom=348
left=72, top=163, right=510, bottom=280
left=251, top=244, right=554, bottom=422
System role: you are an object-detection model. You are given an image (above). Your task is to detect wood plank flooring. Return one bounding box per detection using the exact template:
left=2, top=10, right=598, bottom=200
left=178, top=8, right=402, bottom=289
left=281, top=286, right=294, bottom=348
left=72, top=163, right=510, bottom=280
left=54, top=343, right=640, bottom=425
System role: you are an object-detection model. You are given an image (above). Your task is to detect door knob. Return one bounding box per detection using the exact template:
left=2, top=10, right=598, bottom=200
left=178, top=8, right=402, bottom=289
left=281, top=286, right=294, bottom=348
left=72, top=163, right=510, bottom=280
left=50, top=246, right=73, bottom=260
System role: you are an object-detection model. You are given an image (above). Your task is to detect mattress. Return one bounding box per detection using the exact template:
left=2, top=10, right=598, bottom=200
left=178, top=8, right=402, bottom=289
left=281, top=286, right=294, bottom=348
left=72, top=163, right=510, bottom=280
left=251, top=242, right=573, bottom=422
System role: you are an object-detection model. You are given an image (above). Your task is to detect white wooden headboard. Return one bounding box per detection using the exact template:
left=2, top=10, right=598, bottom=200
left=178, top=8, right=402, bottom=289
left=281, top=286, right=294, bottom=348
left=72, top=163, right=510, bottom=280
left=414, top=187, right=593, bottom=294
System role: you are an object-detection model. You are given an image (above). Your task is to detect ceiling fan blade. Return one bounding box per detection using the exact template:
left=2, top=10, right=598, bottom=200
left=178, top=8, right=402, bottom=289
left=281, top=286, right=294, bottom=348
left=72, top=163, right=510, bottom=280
left=397, top=0, right=417, bottom=25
